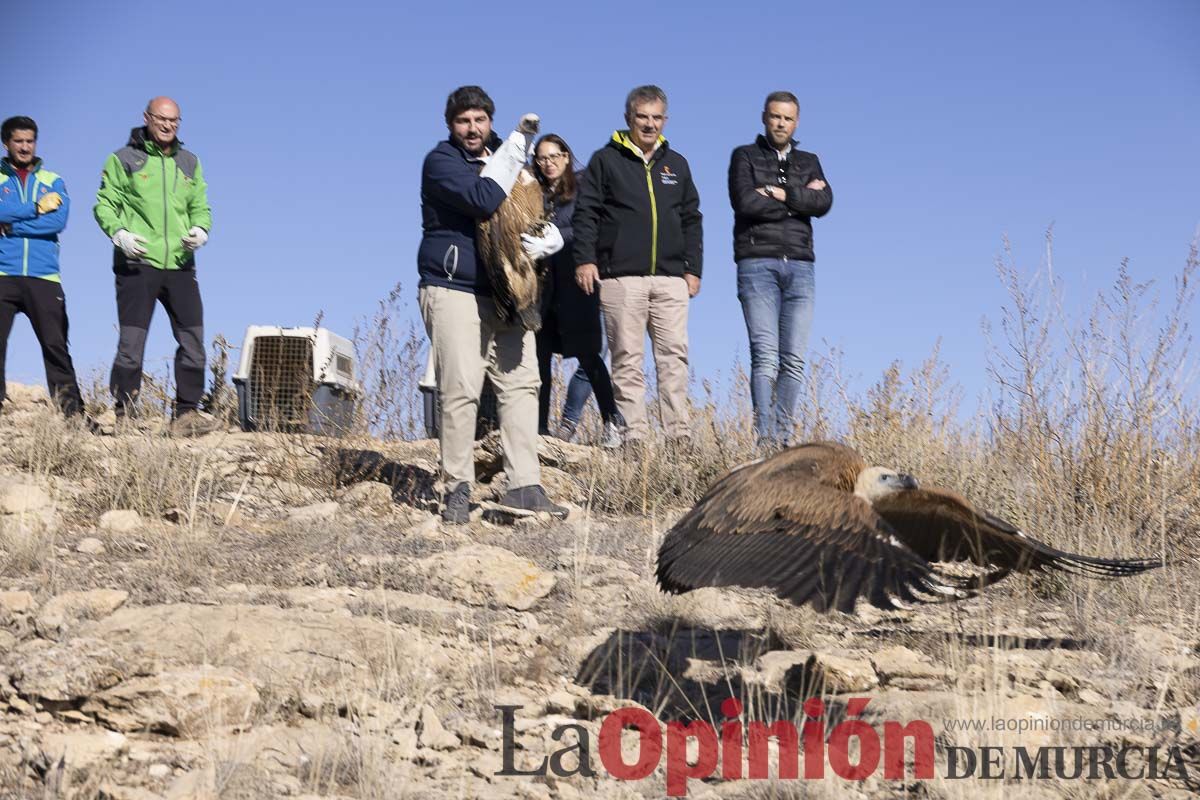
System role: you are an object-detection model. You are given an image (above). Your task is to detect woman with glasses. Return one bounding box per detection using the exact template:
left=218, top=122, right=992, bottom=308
left=531, top=134, right=623, bottom=448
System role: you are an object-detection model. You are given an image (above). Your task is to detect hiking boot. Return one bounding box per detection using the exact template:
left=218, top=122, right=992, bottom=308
left=555, top=419, right=578, bottom=443
left=495, top=485, right=569, bottom=520
left=169, top=409, right=222, bottom=437
left=600, top=419, right=623, bottom=449
left=442, top=482, right=471, bottom=525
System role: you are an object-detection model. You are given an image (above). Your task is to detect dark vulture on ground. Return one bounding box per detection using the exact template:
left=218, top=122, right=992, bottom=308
left=655, top=441, right=1161, bottom=614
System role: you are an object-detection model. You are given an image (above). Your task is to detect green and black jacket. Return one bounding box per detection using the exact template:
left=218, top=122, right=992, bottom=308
left=94, top=127, right=212, bottom=271
left=573, top=131, right=703, bottom=279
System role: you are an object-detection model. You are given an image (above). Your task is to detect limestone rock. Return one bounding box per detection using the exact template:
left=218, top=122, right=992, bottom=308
left=0, top=589, right=36, bottom=617
left=288, top=501, right=340, bottom=522
left=6, top=637, right=129, bottom=702
left=0, top=481, right=52, bottom=514
left=340, top=481, right=394, bottom=512
left=83, top=666, right=259, bottom=736
left=417, top=704, right=460, bottom=750
left=808, top=651, right=878, bottom=693
left=99, top=510, right=142, bottom=534
left=81, top=603, right=457, bottom=699
left=870, top=645, right=952, bottom=690
left=36, top=589, right=129, bottom=637
left=40, top=729, right=128, bottom=771
left=419, top=544, right=556, bottom=611
left=3, top=381, right=49, bottom=406
left=76, top=537, right=107, bottom=555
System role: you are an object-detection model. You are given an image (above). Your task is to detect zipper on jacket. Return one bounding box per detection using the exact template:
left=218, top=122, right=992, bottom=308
left=644, top=162, right=658, bottom=275
left=161, top=153, right=170, bottom=268
left=17, top=175, right=36, bottom=275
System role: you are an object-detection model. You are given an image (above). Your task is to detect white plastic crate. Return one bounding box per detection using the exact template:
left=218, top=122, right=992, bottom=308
left=232, top=326, right=359, bottom=435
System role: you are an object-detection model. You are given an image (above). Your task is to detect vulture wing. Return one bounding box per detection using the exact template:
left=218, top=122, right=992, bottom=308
left=656, top=478, right=977, bottom=614
left=872, top=488, right=1162, bottom=577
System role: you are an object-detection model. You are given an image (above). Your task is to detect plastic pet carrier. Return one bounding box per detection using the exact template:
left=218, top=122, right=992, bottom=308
left=233, top=326, right=359, bottom=435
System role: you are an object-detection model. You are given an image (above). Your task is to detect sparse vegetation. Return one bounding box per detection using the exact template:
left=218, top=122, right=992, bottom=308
left=0, top=242, right=1196, bottom=797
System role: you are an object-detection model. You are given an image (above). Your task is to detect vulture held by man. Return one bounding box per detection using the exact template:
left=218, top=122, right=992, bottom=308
left=477, top=116, right=549, bottom=332
left=656, top=441, right=1161, bottom=614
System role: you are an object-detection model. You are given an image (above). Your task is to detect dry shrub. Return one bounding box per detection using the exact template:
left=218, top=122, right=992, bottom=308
left=352, top=281, right=428, bottom=440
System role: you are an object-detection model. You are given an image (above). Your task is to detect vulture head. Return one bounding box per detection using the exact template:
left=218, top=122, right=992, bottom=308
left=854, top=466, right=920, bottom=502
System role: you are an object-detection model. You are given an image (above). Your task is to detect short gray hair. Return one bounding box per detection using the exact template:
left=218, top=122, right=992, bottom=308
left=625, top=85, right=668, bottom=117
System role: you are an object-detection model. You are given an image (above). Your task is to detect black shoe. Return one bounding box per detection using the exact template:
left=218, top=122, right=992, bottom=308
left=495, top=485, right=569, bottom=520
left=442, top=482, right=471, bottom=524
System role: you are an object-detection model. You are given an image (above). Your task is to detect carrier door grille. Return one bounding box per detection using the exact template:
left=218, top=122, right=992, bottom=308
left=248, top=336, right=315, bottom=431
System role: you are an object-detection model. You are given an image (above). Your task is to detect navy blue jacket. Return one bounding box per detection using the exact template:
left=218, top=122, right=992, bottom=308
left=539, top=171, right=602, bottom=357
left=417, top=132, right=507, bottom=295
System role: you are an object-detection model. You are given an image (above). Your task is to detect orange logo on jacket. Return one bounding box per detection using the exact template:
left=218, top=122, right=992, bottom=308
left=659, top=165, right=678, bottom=186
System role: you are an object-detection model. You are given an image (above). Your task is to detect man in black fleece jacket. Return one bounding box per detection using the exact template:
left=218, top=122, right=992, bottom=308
left=727, top=90, right=832, bottom=450
left=572, top=85, right=703, bottom=443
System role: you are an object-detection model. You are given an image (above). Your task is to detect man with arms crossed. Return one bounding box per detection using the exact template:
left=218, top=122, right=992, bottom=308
left=728, top=91, right=832, bottom=451
left=0, top=116, right=87, bottom=421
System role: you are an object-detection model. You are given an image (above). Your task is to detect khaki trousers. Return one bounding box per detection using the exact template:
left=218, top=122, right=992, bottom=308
left=418, top=285, right=541, bottom=489
left=599, top=275, right=691, bottom=440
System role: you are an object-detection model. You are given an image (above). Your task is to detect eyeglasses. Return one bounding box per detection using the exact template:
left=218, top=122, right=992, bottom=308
left=147, top=111, right=182, bottom=127
left=534, top=152, right=568, bottom=165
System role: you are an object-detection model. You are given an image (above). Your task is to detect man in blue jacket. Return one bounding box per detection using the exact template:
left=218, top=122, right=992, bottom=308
left=0, top=116, right=86, bottom=419
left=418, top=86, right=568, bottom=524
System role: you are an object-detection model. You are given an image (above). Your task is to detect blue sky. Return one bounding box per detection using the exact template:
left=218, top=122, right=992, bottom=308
left=6, top=0, right=1198, bottom=412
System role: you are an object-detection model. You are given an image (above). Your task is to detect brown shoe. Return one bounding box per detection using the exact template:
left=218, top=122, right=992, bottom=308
left=170, top=410, right=222, bottom=437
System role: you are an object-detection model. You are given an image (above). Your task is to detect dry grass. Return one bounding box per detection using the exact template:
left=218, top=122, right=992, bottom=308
left=1, top=241, right=1197, bottom=798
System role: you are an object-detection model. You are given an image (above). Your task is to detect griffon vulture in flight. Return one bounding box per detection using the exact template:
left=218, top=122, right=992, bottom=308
left=656, top=442, right=1161, bottom=613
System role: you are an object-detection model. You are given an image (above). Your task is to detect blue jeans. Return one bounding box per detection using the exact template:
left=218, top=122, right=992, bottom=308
left=736, top=258, right=815, bottom=446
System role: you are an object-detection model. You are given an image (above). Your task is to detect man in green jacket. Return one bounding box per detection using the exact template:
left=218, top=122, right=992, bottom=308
left=94, top=96, right=220, bottom=436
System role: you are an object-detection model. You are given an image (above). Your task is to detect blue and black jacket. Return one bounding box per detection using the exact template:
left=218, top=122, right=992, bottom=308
left=0, top=158, right=69, bottom=282
left=417, top=132, right=507, bottom=296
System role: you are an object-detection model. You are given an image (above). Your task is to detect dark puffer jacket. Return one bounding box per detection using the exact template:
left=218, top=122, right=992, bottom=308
left=728, top=135, right=832, bottom=262
left=538, top=171, right=602, bottom=357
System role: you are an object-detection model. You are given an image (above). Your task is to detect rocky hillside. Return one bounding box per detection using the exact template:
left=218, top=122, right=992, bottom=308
left=0, top=382, right=1196, bottom=799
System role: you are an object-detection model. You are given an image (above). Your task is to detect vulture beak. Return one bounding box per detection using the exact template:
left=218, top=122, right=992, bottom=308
left=898, top=473, right=920, bottom=490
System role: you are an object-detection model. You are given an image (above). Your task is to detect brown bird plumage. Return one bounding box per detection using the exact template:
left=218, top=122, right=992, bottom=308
left=655, top=441, right=1161, bottom=614
left=477, top=117, right=548, bottom=332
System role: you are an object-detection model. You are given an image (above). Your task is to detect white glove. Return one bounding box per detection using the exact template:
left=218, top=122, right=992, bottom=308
left=480, top=114, right=540, bottom=196
left=181, top=226, right=209, bottom=251
left=112, top=229, right=148, bottom=258
left=520, top=224, right=564, bottom=259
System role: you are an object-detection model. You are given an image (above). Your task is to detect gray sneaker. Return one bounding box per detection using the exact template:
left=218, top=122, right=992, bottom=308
left=495, top=485, right=569, bottom=520
left=600, top=420, right=623, bottom=449
left=555, top=419, right=578, bottom=443
left=170, top=410, right=222, bottom=437
left=442, top=482, right=471, bottom=524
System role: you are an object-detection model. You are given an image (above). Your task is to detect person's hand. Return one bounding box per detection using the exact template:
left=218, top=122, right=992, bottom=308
left=520, top=223, right=563, bottom=259
left=181, top=226, right=209, bottom=251
left=806, top=178, right=827, bottom=191
left=759, top=185, right=785, bottom=201
left=685, top=274, right=701, bottom=297
left=576, top=263, right=600, bottom=295
left=112, top=229, right=148, bottom=258
left=0, top=223, right=10, bottom=237
left=36, top=192, right=63, bottom=214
